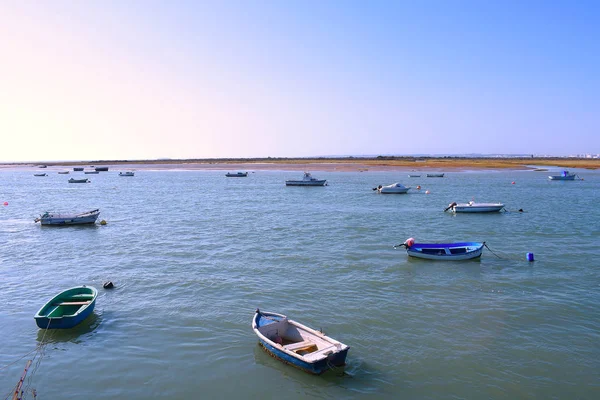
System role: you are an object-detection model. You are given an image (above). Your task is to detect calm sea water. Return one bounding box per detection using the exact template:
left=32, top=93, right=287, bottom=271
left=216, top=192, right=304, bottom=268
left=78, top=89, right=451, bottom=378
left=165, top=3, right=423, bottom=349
left=1, top=167, right=599, bottom=399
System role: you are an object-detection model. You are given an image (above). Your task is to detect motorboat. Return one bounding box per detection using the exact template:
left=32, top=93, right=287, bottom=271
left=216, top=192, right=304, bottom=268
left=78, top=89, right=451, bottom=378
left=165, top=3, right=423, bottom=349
left=375, top=183, right=410, bottom=194
left=119, top=171, right=135, bottom=176
left=225, top=172, right=248, bottom=177
left=426, top=173, right=444, bottom=177
left=68, top=178, right=89, bottom=183
left=548, top=170, right=578, bottom=180
left=285, top=172, right=327, bottom=186
left=395, top=238, right=484, bottom=260
left=252, top=309, right=349, bottom=374
left=445, top=201, right=505, bottom=213
left=34, top=209, right=100, bottom=225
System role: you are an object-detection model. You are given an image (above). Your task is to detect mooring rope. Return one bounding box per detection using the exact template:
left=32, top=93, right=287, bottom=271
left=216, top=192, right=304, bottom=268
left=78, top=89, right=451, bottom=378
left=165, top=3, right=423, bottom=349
left=484, top=243, right=504, bottom=259
left=20, top=319, right=52, bottom=399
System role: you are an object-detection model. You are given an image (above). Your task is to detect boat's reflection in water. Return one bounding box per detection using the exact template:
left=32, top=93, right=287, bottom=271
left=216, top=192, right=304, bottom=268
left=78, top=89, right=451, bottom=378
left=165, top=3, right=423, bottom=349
left=36, top=313, right=101, bottom=344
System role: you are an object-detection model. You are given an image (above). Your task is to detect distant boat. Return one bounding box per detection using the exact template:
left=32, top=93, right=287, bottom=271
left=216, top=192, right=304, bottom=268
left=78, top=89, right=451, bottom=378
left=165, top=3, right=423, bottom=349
left=225, top=172, right=248, bottom=177
left=34, top=173, right=47, bottom=177
left=426, top=173, right=444, bottom=178
left=34, top=209, right=100, bottom=225
left=94, top=167, right=109, bottom=172
left=39, top=165, right=47, bottom=168
left=548, top=170, right=578, bottom=180
left=68, top=178, right=90, bottom=183
left=408, top=174, right=421, bottom=177
left=34, top=286, right=97, bottom=329
left=285, top=172, right=327, bottom=186
left=395, top=238, right=484, bottom=260
left=375, top=183, right=410, bottom=194
left=119, top=171, right=135, bottom=177
left=73, top=167, right=84, bottom=171
left=444, top=201, right=505, bottom=213
left=58, top=171, right=70, bottom=174
left=252, top=309, right=349, bottom=375
left=84, top=171, right=99, bottom=174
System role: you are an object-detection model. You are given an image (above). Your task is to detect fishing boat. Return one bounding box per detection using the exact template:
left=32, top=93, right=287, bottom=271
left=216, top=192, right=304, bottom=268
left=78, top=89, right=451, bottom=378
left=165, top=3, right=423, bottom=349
left=375, top=183, right=410, bottom=194
left=426, top=173, right=444, bottom=177
left=34, top=286, right=97, bottom=329
left=444, top=201, right=505, bottom=213
left=548, top=170, right=578, bottom=180
left=408, top=174, right=421, bottom=177
left=252, top=309, right=349, bottom=375
left=84, top=171, right=99, bottom=174
left=395, top=238, right=485, bottom=260
left=34, top=209, right=100, bottom=225
left=73, top=167, right=84, bottom=171
left=94, top=167, right=109, bottom=172
left=225, top=172, right=248, bottom=177
left=285, top=172, right=327, bottom=186
left=68, top=178, right=89, bottom=183
left=119, top=171, right=135, bottom=176
left=34, top=173, right=47, bottom=177
left=58, top=171, right=70, bottom=174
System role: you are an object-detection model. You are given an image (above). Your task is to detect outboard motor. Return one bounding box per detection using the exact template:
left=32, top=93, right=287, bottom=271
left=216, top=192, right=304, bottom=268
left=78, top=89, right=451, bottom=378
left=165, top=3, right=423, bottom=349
left=444, top=202, right=457, bottom=212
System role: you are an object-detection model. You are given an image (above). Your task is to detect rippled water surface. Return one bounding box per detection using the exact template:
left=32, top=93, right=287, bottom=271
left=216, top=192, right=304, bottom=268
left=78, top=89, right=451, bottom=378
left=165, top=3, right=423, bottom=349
left=1, top=167, right=599, bottom=399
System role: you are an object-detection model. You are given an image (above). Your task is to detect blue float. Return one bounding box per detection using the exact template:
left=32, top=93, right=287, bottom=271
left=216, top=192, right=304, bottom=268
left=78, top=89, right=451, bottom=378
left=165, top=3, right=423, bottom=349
left=526, top=252, right=535, bottom=262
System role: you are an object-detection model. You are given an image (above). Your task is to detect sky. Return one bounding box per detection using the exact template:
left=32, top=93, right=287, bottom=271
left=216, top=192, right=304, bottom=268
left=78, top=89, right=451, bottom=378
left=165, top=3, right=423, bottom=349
left=1, top=1, right=598, bottom=162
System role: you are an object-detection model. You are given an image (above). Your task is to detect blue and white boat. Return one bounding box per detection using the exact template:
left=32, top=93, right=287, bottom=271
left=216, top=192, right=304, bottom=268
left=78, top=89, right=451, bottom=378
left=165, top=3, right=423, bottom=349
left=376, top=183, right=410, bottom=194
left=34, top=286, right=98, bottom=329
left=395, top=238, right=485, bottom=260
left=445, top=201, right=505, bottom=213
left=252, top=309, right=349, bottom=375
left=35, top=209, right=100, bottom=225
left=285, top=172, right=327, bottom=186
left=548, top=170, right=578, bottom=180
left=119, top=171, right=135, bottom=176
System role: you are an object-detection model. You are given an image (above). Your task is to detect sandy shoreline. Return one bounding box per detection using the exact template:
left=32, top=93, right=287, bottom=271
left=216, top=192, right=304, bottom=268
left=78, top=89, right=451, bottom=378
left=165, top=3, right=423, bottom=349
left=1, top=157, right=598, bottom=172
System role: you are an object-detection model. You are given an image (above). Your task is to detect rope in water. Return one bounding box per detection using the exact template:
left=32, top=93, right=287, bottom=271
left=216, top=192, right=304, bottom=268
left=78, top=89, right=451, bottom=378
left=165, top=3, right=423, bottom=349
left=484, top=243, right=504, bottom=259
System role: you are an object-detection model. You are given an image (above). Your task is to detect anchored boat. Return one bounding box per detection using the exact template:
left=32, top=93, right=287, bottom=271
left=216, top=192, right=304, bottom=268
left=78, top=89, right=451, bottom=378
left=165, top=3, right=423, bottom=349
left=548, top=170, right=578, bottom=180
left=375, top=183, right=410, bottom=194
left=395, top=238, right=485, bottom=260
left=252, top=309, right=349, bottom=374
left=285, top=172, right=327, bottom=186
left=225, top=172, right=248, bottom=177
left=445, top=201, right=505, bottom=213
left=35, top=209, right=100, bottom=225
left=34, top=286, right=98, bottom=329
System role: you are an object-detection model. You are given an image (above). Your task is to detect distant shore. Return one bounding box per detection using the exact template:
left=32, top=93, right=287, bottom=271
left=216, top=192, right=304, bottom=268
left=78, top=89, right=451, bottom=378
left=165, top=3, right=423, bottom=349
left=1, top=157, right=599, bottom=172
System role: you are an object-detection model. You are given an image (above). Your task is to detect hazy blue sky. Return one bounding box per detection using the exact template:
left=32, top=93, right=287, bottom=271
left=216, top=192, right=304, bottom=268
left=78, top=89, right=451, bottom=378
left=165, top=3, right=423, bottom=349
left=1, top=1, right=598, bottom=161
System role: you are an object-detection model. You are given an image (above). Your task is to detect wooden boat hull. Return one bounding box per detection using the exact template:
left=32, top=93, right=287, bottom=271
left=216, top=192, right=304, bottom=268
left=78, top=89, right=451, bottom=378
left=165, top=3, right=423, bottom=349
left=68, top=178, right=89, bottom=183
left=37, top=209, right=100, bottom=225
left=34, top=286, right=97, bottom=329
left=252, top=310, right=349, bottom=375
left=405, top=242, right=484, bottom=260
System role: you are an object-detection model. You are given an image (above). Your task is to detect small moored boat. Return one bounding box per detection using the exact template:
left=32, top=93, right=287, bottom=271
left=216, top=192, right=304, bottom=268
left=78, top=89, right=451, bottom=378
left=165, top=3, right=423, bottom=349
left=119, top=171, right=135, bottom=176
left=94, top=167, right=109, bottom=172
left=35, top=209, right=100, bottom=225
left=69, top=178, right=89, bottom=183
left=34, top=173, right=47, bottom=177
left=73, top=167, right=84, bottom=171
left=408, top=174, right=421, bottom=177
left=252, top=309, right=349, bottom=374
left=34, top=286, right=97, bottom=329
left=285, top=172, right=327, bottom=186
left=426, top=173, right=444, bottom=177
left=84, top=171, right=99, bottom=174
left=375, top=183, right=410, bottom=194
left=548, top=170, right=578, bottom=180
left=225, top=172, right=248, bottom=177
left=444, top=201, right=505, bottom=213
left=395, top=238, right=485, bottom=260
left=58, top=171, right=70, bottom=174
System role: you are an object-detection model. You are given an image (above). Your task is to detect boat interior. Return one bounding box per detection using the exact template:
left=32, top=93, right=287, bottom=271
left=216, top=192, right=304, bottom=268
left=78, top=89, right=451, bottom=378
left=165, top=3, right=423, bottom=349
left=45, top=293, right=95, bottom=317
left=257, top=314, right=339, bottom=360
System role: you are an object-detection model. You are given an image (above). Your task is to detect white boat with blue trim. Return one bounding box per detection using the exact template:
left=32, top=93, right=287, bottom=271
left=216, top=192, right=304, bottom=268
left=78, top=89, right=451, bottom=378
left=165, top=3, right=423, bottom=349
left=445, top=201, right=505, bottom=213
left=376, top=183, right=410, bottom=194
left=395, top=238, right=485, bottom=260
left=252, top=309, right=349, bottom=374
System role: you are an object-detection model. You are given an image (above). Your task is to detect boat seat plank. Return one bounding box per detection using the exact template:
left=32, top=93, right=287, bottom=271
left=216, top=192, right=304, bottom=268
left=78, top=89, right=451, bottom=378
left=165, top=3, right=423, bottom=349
left=302, top=345, right=337, bottom=361
left=283, top=340, right=315, bottom=352
left=52, top=301, right=91, bottom=306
